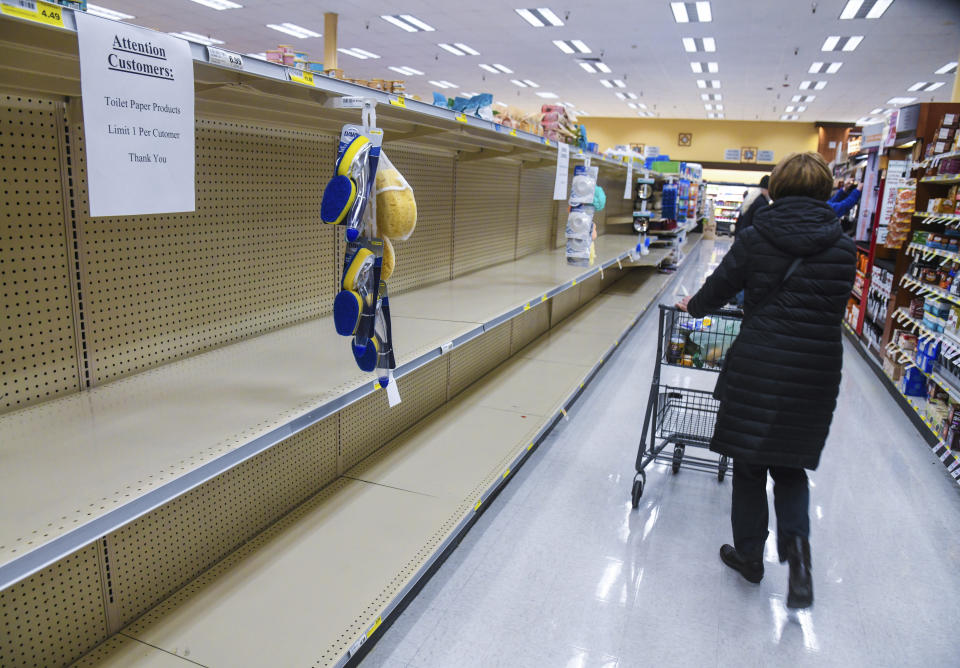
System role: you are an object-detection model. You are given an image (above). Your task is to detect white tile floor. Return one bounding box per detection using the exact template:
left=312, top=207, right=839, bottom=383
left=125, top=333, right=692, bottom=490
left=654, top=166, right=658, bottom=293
left=361, top=240, right=960, bottom=668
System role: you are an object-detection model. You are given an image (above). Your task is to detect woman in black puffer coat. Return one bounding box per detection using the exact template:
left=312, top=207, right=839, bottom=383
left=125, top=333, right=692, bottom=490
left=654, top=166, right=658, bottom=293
left=678, top=152, right=856, bottom=609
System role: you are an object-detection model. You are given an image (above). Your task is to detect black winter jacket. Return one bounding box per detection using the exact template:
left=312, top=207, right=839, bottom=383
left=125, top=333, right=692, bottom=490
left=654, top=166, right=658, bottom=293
left=687, top=196, right=856, bottom=469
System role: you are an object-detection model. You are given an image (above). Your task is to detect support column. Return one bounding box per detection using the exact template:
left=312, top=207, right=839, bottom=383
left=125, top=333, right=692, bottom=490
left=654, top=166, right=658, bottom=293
left=324, top=13, right=338, bottom=71
left=952, top=50, right=960, bottom=102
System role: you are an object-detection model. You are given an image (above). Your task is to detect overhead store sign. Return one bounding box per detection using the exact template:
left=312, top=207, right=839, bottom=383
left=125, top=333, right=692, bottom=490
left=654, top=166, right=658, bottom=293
left=724, top=148, right=740, bottom=161
left=645, top=146, right=660, bottom=158
left=757, top=150, right=774, bottom=163
left=861, top=122, right=885, bottom=150
left=75, top=13, right=196, bottom=217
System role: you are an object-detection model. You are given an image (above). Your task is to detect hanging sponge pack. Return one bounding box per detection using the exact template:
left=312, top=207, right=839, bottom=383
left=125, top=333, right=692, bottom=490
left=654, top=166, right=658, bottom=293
left=374, top=153, right=417, bottom=241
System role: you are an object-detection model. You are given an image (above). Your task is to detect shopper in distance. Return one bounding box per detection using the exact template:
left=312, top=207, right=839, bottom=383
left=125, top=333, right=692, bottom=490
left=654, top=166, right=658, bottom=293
left=676, top=152, right=856, bottom=609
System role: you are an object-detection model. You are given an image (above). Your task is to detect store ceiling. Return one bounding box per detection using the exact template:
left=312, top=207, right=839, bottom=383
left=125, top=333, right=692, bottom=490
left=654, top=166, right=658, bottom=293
left=90, top=0, right=960, bottom=124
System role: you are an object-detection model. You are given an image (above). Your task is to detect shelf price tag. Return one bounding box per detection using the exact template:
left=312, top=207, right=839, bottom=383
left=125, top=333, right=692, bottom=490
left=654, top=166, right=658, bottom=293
left=287, top=69, right=315, bottom=87
left=455, top=112, right=468, bottom=123
left=509, top=128, right=517, bottom=137
left=207, top=46, right=243, bottom=70
left=1, top=0, right=64, bottom=27
left=389, top=95, right=406, bottom=108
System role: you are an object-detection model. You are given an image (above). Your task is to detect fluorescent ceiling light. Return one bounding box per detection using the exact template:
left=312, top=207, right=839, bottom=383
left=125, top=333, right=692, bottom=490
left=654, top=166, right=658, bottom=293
left=510, top=79, right=528, bottom=87
left=909, top=81, right=945, bottom=92
left=479, top=63, right=499, bottom=73
left=869, top=107, right=885, bottom=114
left=627, top=103, right=637, bottom=109
left=460, top=92, right=479, bottom=97
left=840, top=0, right=894, bottom=19
left=523, top=79, right=539, bottom=87
left=580, top=62, right=597, bottom=73
left=515, top=8, right=564, bottom=27
left=704, top=103, right=714, bottom=110
left=438, top=43, right=465, bottom=56
left=600, top=79, right=613, bottom=88
left=636, top=103, right=647, bottom=109
left=439, top=80, right=456, bottom=87
left=536, top=92, right=559, bottom=98
left=187, top=0, right=242, bottom=9
left=887, top=96, right=916, bottom=105
left=698, top=80, right=720, bottom=88
left=338, top=48, right=379, bottom=59
left=690, top=61, right=719, bottom=73
left=493, top=64, right=513, bottom=73
left=626, top=92, right=638, bottom=99
left=169, top=31, right=224, bottom=45
left=428, top=80, right=457, bottom=89
left=697, top=79, right=706, bottom=88
left=266, top=23, right=320, bottom=39
left=455, top=43, right=480, bottom=55
left=380, top=14, right=435, bottom=32
left=596, top=62, right=611, bottom=73
left=615, top=92, right=627, bottom=100
left=806, top=62, right=843, bottom=74
left=781, top=114, right=799, bottom=121
left=562, top=102, right=576, bottom=108
left=85, top=4, right=134, bottom=20
left=703, top=38, right=716, bottom=51
left=553, top=40, right=591, bottom=54
left=935, top=62, right=958, bottom=75
left=785, top=105, right=796, bottom=112
left=700, top=93, right=721, bottom=101
left=707, top=112, right=724, bottom=119
left=389, top=66, right=423, bottom=76
left=796, top=105, right=807, bottom=112
left=823, top=35, right=863, bottom=51
left=671, top=2, right=712, bottom=23
left=613, top=79, right=626, bottom=87
left=792, top=95, right=815, bottom=102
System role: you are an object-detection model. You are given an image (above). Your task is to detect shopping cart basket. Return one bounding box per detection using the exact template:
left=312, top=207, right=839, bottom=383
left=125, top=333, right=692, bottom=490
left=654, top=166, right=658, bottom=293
left=631, top=304, right=743, bottom=508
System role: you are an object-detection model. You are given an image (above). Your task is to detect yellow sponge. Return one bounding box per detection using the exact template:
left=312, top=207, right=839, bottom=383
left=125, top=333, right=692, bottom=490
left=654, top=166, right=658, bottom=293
left=376, top=169, right=417, bottom=240
left=381, top=236, right=395, bottom=281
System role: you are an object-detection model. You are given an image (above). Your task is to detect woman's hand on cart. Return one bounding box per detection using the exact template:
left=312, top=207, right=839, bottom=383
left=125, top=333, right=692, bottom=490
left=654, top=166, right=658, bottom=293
left=676, top=296, right=691, bottom=312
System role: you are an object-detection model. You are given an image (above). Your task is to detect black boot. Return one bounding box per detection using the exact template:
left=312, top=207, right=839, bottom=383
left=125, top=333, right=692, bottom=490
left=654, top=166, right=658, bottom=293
left=784, top=536, right=813, bottom=609
left=719, top=544, right=763, bottom=583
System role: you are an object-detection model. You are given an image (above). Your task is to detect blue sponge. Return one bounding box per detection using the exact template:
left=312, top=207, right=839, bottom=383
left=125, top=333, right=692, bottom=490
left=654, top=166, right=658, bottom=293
left=352, top=337, right=379, bottom=372
left=321, top=175, right=357, bottom=224
left=333, top=290, right=362, bottom=336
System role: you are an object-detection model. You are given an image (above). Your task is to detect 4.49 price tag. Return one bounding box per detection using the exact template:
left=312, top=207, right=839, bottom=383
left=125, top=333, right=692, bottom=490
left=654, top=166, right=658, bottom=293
left=1, top=0, right=65, bottom=27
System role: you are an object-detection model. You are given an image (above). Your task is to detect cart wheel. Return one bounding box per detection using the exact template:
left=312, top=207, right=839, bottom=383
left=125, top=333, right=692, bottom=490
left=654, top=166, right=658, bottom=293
left=672, top=445, right=684, bottom=474
left=718, top=455, right=728, bottom=482
left=631, top=477, right=644, bottom=508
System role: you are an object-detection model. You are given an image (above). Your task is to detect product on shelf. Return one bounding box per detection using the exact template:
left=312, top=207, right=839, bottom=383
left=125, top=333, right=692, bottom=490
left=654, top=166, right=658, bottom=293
left=566, top=164, right=599, bottom=265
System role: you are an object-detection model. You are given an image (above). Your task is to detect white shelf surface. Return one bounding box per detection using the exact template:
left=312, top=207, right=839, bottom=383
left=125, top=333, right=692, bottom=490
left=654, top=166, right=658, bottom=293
left=0, top=234, right=642, bottom=589
left=80, top=242, right=696, bottom=668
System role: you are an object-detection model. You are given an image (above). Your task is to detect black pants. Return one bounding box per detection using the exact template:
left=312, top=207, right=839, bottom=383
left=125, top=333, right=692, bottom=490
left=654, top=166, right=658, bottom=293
left=731, top=460, right=809, bottom=561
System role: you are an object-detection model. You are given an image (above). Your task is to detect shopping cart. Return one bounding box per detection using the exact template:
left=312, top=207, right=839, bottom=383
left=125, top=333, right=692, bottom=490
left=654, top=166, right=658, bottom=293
left=630, top=304, right=744, bottom=508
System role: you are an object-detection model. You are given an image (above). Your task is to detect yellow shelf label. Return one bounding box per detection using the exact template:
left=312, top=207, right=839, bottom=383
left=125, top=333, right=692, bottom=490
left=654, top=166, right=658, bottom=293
left=502, top=469, right=511, bottom=479
left=527, top=442, right=533, bottom=451
left=455, top=113, right=468, bottom=123
left=541, top=294, right=547, bottom=302
left=474, top=499, right=482, bottom=511
left=544, top=139, right=551, bottom=146
left=1, top=0, right=64, bottom=27
left=366, top=617, right=382, bottom=638
left=523, top=303, right=531, bottom=311
left=509, top=128, right=518, bottom=137
left=289, top=70, right=315, bottom=86
left=389, top=95, right=406, bottom=108
left=571, top=279, right=577, bottom=286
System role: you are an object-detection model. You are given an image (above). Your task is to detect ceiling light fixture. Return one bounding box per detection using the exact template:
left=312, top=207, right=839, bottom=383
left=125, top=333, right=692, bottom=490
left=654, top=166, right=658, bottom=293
left=627, top=103, right=637, bottom=109
left=479, top=63, right=499, bottom=73
left=338, top=48, right=380, bottom=59
left=266, top=23, right=320, bottom=39
left=596, top=62, right=612, bottom=73
left=626, top=92, right=638, bottom=99
left=187, top=0, right=241, bottom=9
left=515, top=7, right=564, bottom=27
left=908, top=81, right=945, bottom=92
left=700, top=93, right=722, bottom=101
left=388, top=66, right=423, bottom=76
left=935, top=62, right=958, bottom=75
left=670, top=2, right=712, bottom=23
left=380, top=14, right=435, bottom=32
left=536, top=92, right=559, bottom=98
left=682, top=37, right=716, bottom=52
left=869, top=107, right=886, bottom=114
left=822, top=35, right=863, bottom=51
left=792, top=95, right=815, bottom=102
left=523, top=79, right=539, bottom=87
left=437, top=43, right=465, bottom=56
left=704, top=103, right=714, bottom=110
left=493, top=64, right=513, bottom=73
left=613, top=79, right=626, bottom=87
left=553, top=40, right=591, bottom=54
left=600, top=79, right=613, bottom=88
left=580, top=62, right=596, bottom=73
left=781, top=114, right=799, bottom=121
left=839, top=0, right=894, bottom=19
left=510, top=79, right=528, bottom=87
left=887, top=96, right=917, bottom=105
left=615, top=92, right=627, bottom=100
left=455, top=43, right=480, bottom=55
left=690, top=61, right=719, bottom=73
left=169, top=31, right=224, bottom=45
left=428, top=80, right=457, bottom=89
left=85, top=4, right=134, bottom=19
left=809, top=62, right=843, bottom=74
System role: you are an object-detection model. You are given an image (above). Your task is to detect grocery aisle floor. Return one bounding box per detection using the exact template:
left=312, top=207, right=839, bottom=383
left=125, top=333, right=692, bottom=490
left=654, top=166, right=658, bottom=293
left=361, top=240, right=960, bottom=668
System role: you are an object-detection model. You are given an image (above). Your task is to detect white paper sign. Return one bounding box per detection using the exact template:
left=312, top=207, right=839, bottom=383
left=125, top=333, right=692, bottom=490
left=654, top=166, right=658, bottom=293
left=624, top=158, right=633, bottom=199
left=553, top=142, right=570, bottom=200
left=757, top=150, right=775, bottom=163
left=724, top=148, right=741, bottom=161
left=76, top=13, right=195, bottom=217
left=645, top=146, right=660, bottom=158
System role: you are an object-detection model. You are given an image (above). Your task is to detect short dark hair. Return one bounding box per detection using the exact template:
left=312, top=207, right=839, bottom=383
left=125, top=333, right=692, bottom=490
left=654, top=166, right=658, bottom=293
left=759, top=175, right=770, bottom=189
left=769, top=152, right=833, bottom=201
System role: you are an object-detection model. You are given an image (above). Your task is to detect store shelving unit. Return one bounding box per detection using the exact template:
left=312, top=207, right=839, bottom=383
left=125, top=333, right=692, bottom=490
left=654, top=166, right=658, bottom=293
left=0, top=8, right=700, bottom=668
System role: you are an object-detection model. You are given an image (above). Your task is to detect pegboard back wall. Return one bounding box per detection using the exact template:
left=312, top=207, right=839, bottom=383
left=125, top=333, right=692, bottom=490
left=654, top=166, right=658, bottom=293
left=69, top=110, right=341, bottom=385
left=516, top=166, right=556, bottom=260
left=0, top=93, right=82, bottom=414
left=384, top=147, right=455, bottom=295
left=452, top=160, right=521, bottom=278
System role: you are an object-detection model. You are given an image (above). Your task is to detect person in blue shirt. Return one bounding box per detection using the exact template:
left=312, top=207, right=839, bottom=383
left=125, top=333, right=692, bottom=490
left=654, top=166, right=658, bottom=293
left=828, top=180, right=862, bottom=218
